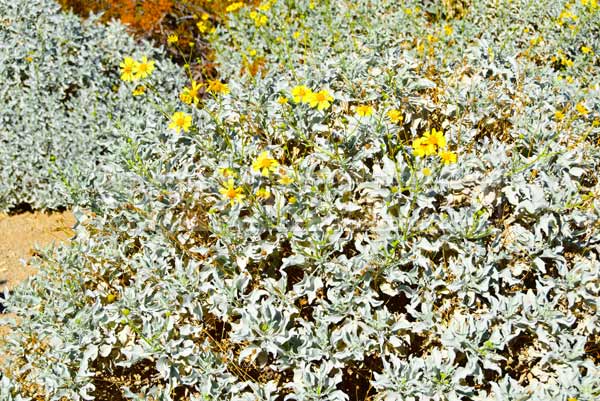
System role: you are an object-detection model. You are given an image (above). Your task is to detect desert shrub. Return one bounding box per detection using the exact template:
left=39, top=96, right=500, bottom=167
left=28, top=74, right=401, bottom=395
left=1, top=0, right=600, bottom=400
left=0, top=0, right=185, bottom=211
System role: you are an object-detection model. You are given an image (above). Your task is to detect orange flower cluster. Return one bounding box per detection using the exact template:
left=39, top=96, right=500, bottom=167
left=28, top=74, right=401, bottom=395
left=58, top=0, right=261, bottom=80
left=58, top=0, right=173, bottom=32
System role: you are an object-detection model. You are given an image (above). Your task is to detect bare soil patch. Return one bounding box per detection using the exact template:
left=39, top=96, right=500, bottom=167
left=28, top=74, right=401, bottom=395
left=0, top=210, right=75, bottom=294
left=0, top=211, right=75, bottom=365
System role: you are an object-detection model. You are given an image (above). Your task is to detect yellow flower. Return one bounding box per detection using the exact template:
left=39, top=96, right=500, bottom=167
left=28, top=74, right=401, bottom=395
left=554, top=110, right=565, bottom=121
left=575, top=102, right=589, bottom=116
left=252, top=151, right=279, bottom=176
left=132, top=85, right=146, bottom=96
left=206, top=79, right=230, bottom=95
left=386, top=109, right=403, bottom=123
left=581, top=46, right=593, bottom=54
left=356, top=105, right=374, bottom=117
left=443, top=24, right=453, bottom=36
left=423, top=128, right=446, bottom=149
left=256, top=187, right=271, bottom=200
left=422, top=167, right=432, bottom=176
left=119, top=57, right=138, bottom=82
left=219, top=178, right=245, bottom=205
left=225, top=2, right=244, bottom=12
left=561, top=56, right=574, bottom=68
left=308, top=89, right=334, bottom=111
left=197, top=21, right=209, bottom=33
left=258, top=2, right=272, bottom=11
left=412, top=137, right=436, bottom=157
left=530, top=36, right=543, bottom=46
left=288, top=196, right=297, bottom=204
left=218, top=167, right=237, bottom=178
left=255, top=15, right=268, bottom=27
left=167, top=34, right=178, bottom=44
left=278, top=174, right=294, bottom=185
left=439, top=149, right=458, bottom=165
left=168, top=111, right=192, bottom=133
left=292, top=31, right=301, bottom=40
left=201, top=13, right=210, bottom=20
left=277, top=96, right=289, bottom=105
left=291, top=85, right=313, bottom=103
left=133, top=56, right=155, bottom=80
left=180, top=80, right=203, bottom=106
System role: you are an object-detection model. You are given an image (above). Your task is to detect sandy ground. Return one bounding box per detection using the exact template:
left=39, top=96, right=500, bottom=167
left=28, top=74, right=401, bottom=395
left=0, top=211, right=75, bottom=361
left=0, top=211, right=75, bottom=292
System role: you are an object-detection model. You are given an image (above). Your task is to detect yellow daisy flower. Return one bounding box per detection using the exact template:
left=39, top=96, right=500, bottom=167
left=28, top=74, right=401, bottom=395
left=291, top=85, right=313, bottom=103
left=206, top=79, right=230, bottom=95
left=167, top=34, right=178, bottom=44
left=168, top=111, right=192, bottom=133
left=225, top=1, right=244, bottom=13
left=132, top=85, right=146, bottom=96
left=259, top=2, right=272, bottom=11
left=386, top=109, right=403, bottom=123
left=412, top=137, right=436, bottom=157
left=255, top=15, right=268, bottom=27
left=575, top=102, right=589, bottom=116
left=218, top=167, right=236, bottom=177
left=133, top=56, right=155, bottom=80
left=180, top=80, right=203, bottom=106
left=197, top=21, right=209, bottom=33
left=356, top=105, right=374, bottom=117
left=439, top=150, right=458, bottom=165
left=308, top=89, right=334, bottom=111
left=423, top=128, right=446, bottom=149
left=119, top=57, right=138, bottom=82
left=225, top=2, right=244, bottom=12
left=256, top=187, right=271, bottom=200
left=278, top=174, right=294, bottom=185
left=219, top=178, right=245, bottom=205
left=252, top=151, right=279, bottom=176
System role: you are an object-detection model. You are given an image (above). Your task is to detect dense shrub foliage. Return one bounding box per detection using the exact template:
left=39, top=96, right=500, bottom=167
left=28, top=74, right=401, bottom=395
left=0, top=0, right=184, bottom=211
left=1, top=0, right=600, bottom=400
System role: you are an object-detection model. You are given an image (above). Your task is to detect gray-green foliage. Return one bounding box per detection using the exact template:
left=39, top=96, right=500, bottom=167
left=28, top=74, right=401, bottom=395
left=1, top=0, right=600, bottom=400
left=0, top=0, right=184, bottom=211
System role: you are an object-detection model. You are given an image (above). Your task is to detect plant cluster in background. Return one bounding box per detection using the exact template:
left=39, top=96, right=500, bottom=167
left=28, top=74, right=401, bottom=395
left=0, top=0, right=185, bottom=211
left=56, top=0, right=260, bottom=81
left=1, top=0, right=600, bottom=400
